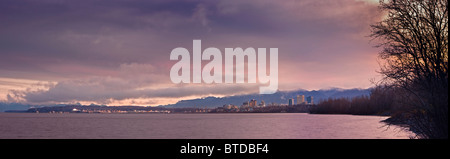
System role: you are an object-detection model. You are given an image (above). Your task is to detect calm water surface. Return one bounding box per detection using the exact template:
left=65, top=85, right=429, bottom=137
left=0, top=113, right=412, bottom=139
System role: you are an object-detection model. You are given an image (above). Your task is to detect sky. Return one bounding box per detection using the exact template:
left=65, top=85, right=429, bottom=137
left=0, top=0, right=384, bottom=106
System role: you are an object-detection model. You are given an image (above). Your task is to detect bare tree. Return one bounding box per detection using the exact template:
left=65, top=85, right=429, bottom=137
left=371, top=0, right=448, bottom=138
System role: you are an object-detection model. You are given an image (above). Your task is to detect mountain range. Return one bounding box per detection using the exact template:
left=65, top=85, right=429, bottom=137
left=159, top=88, right=371, bottom=108
left=0, top=88, right=371, bottom=112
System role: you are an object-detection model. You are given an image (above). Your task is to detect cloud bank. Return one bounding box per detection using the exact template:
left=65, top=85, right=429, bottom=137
left=0, top=0, right=383, bottom=105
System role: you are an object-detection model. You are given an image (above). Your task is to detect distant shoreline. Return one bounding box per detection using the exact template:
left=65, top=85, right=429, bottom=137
left=2, top=104, right=391, bottom=117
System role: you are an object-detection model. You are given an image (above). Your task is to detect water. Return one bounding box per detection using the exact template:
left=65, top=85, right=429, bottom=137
left=0, top=113, right=412, bottom=139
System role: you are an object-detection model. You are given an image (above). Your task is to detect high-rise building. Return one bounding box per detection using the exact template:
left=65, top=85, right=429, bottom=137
left=242, top=101, right=249, bottom=108
left=249, top=99, right=257, bottom=107
left=223, top=104, right=232, bottom=110
left=288, top=98, right=294, bottom=106
left=259, top=100, right=266, bottom=107
left=296, top=95, right=305, bottom=104
left=307, top=96, right=314, bottom=105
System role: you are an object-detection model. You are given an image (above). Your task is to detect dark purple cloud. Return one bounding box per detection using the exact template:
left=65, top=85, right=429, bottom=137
left=0, top=0, right=383, bottom=105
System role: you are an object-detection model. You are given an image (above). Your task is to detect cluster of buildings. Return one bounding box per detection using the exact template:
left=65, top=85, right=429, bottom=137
left=288, top=95, right=314, bottom=106
left=216, top=95, right=314, bottom=112
left=243, top=99, right=266, bottom=107
left=216, top=99, right=266, bottom=112
left=28, top=105, right=173, bottom=114
left=70, top=109, right=171, bottom=114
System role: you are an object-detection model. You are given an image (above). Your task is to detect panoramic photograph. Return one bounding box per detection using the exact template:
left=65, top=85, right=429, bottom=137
left=0, top=0, right=447, bottom=144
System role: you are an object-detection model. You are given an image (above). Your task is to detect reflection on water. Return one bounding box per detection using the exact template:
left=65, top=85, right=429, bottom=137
left=0, top=113, right=413, bottom=139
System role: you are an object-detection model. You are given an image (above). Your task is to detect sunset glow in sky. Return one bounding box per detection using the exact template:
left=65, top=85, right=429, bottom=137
left=0, top=0, right=385, bottom=106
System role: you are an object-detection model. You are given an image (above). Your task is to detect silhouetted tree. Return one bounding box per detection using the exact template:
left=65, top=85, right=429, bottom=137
left=310, top=86, right=397, bottom=115
left=371, top=0, right=448, bottom=138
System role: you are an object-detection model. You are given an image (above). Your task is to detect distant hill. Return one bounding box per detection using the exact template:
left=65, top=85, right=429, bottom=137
left=0, top=102, right=33, bottom=112
left=0, top=103, right=73, bottom=112
left=160, top=88, right=371, bottom=108
left=0, top=88, right=371, bottom=112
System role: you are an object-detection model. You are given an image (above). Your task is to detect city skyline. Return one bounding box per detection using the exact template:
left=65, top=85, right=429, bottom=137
left=1, top=0, right=384, bottom=106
